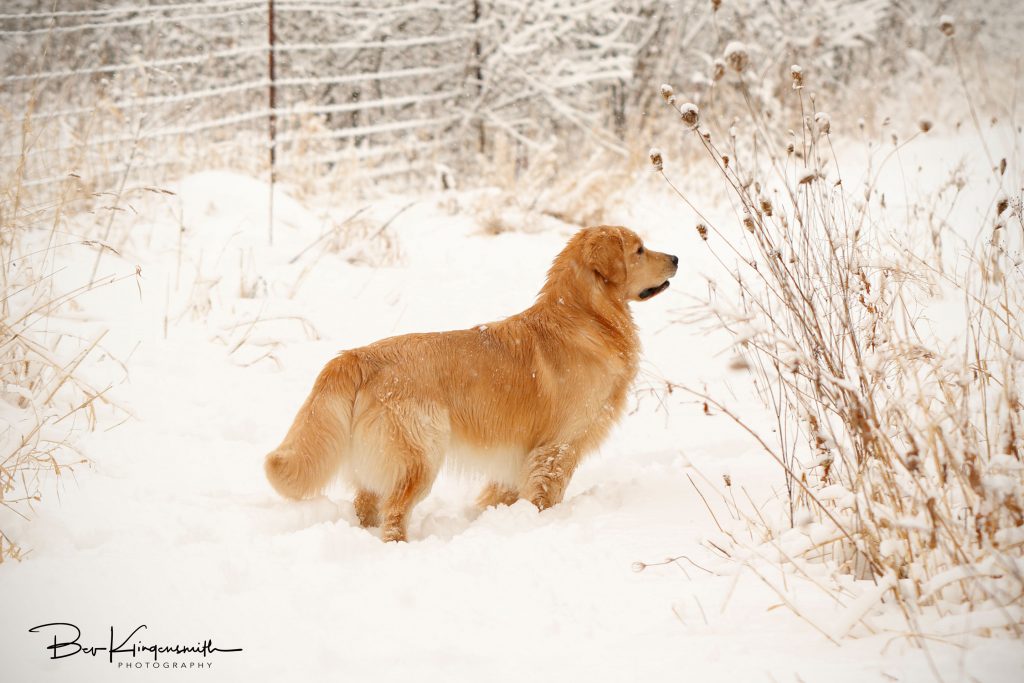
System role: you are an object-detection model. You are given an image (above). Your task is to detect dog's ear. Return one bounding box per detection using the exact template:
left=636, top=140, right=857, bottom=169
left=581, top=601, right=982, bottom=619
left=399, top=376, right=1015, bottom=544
left=584, top=228, right=626, bottom=285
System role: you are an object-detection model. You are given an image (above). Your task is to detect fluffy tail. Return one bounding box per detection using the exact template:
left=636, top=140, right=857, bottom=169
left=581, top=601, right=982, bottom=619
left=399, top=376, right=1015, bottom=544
left=265, top=353, right=361, bottom=500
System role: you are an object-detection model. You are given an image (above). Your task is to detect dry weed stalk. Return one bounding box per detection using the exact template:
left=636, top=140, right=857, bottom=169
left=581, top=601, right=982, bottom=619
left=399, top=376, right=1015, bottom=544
left=1, top=115, right=134, bottom=562
left=655, top=42, right=1023, bottom=640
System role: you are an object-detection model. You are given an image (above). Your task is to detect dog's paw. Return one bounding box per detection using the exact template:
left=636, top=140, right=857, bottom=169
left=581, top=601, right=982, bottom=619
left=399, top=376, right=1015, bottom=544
left=381, top=526, right=407, bottom=543
left=528, top=493, right=553, bottom=511
left=355, top=508, right=380, bottom=529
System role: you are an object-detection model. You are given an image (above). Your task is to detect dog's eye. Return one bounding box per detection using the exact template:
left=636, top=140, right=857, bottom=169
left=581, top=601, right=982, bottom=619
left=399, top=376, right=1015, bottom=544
left=636, top=246, right=644, bottom=255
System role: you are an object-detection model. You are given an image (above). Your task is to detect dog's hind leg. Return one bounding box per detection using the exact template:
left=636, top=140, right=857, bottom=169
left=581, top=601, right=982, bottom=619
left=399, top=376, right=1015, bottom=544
left=522, top=443, right=580, bottom=511
left=353, top=490, right=379, bottom=528
left=377, top=405, right=444, bottom=542
left=476, top=482, right=519, bottom=509
left=379, top=460, right=437, bottom=542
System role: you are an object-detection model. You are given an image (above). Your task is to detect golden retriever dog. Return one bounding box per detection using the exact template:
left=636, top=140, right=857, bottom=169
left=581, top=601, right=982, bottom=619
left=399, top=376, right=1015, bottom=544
left=265, top=225, right=677, bottom=541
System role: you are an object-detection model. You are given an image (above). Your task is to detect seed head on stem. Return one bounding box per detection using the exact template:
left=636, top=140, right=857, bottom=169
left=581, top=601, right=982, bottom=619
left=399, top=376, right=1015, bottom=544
left=649, top=148, right=664, bottom=172
left=939, top=14, right=955, bottom=37
left=724, top=41, right=749, bottom=73
left=791, top=64, right=804, bottom=90
left=680, top=103, right=700, bottom=129
left=814, top=111, right=831, bottom=136
left=743, top=213, right=755, bottom=233
left=712, top=59, right=726, bottom=82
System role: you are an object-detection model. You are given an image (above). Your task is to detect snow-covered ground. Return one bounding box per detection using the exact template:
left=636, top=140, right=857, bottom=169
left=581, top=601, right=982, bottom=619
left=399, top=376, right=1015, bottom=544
left=3, top=129, right=1023, bottom=681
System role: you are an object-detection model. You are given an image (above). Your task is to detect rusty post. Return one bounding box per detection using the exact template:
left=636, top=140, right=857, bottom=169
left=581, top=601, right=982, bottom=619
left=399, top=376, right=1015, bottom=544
left=267, top=0, right=277, bottom=245
left=472, top=0, right=485, bottom=154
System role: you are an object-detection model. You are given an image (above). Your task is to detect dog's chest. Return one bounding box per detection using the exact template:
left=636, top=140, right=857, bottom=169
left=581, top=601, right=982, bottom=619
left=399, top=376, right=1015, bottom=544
left=553, top=346, right=636, bottom=417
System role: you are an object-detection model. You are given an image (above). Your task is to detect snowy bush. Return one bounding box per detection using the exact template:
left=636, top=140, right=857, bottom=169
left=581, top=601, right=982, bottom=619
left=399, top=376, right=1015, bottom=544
left=653, top=35, right=1024, bottom=639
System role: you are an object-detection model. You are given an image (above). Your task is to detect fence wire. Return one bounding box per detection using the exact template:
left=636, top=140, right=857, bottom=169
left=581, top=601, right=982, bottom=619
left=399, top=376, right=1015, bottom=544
left=1, top=0, right=641, bottom=208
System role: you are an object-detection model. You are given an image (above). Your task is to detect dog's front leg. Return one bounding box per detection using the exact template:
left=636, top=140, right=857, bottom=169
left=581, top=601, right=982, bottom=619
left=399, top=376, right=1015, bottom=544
left=354, top=489, right=380, bottom=528
left=522, top=443, right=580, bottom=511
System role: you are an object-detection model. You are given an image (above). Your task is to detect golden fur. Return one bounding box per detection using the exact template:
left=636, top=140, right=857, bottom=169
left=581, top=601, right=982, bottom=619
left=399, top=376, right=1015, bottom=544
left=265, top=225, right=678, bottom=541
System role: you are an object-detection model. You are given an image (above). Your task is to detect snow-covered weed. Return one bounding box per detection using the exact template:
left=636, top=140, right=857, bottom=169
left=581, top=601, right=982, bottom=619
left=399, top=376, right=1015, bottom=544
left=323, top=212, right=403, bottom=267
left=0, top=152, right=133, bottom=562
left=470, top=141, right=636, bottom=233
left=654, top=19, right=1024, bottom=643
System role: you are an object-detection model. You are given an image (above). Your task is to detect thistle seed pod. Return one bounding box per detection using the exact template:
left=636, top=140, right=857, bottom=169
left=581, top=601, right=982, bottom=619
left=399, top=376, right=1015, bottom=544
left=679, top=103, right=700, bottom=128
left=724, top=41, right=749, bottom=73
left=759, top=197, right=773, bottom=216
left=814, top=111, right=831, bottom=136
left=659, top=84, right=674, bottom=102
left=712, top=59, right=726, bottom=82
left=918, top=119, right=933, bottom=133
left=790, top=64, right=803, bottom=90
left=939, top=15, right=955, bottom=37
left=696, top=223, right=708, bottom=241
left=649, top=148, right=663, bottom=172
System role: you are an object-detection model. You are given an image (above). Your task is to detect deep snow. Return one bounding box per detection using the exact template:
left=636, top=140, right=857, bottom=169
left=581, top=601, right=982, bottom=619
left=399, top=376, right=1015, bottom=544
left=3, top=128, right=1023, bottom=681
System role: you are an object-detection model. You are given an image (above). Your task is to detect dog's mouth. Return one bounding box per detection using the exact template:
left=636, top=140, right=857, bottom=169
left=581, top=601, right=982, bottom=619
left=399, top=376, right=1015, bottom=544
left=638, top=280, right=670, bottom=300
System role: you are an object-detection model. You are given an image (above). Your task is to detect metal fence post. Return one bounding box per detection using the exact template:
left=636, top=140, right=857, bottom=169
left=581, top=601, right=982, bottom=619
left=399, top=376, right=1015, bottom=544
left=267, top=0, right=277, bottom=246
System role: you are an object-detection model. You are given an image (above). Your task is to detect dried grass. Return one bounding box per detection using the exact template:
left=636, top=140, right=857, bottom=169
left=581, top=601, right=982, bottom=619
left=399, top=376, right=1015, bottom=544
left=1, top=104, right=134, bottom=562
left=652, top=21, right=1023, bottom=643
left=471, top=134, right=636, bottom=233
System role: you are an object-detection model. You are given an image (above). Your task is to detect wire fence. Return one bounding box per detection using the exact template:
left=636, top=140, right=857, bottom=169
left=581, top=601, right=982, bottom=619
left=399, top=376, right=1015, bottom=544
left=2, top=0, right=475, bottom=208
left=1, top=0, right=642, bottom=215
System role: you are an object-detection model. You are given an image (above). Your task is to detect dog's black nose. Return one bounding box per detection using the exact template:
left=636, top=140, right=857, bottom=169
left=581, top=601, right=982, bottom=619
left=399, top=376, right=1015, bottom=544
left=670, top=254, right=679, bottom=266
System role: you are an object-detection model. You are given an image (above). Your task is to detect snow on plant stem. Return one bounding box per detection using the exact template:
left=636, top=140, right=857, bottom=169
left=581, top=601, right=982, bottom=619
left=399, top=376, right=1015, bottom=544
left=653, top=59, right=1024, bottom=642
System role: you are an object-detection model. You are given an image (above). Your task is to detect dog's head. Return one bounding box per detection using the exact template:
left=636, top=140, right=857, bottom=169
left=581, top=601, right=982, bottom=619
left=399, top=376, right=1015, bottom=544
left=575, top=225, right=678, bottom=302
